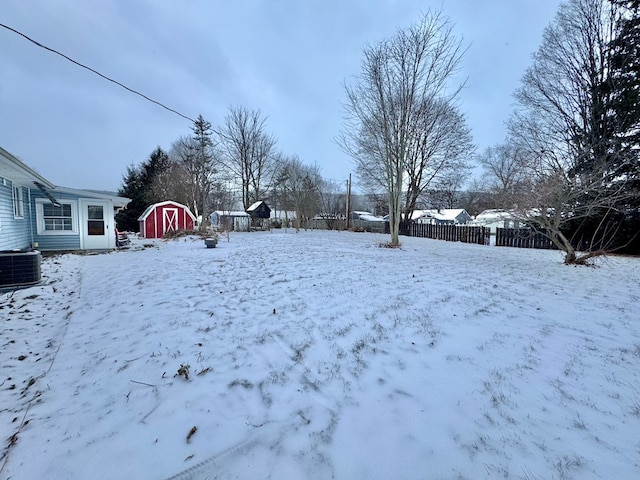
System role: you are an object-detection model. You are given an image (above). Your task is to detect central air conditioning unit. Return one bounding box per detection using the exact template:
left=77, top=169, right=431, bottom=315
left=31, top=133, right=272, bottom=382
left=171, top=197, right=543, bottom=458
left=0, top=250, right=42, bottom=289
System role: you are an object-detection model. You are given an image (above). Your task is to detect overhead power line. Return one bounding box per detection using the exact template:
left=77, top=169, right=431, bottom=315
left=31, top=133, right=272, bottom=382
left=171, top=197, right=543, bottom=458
left=0, top=22, right=195, bottom=123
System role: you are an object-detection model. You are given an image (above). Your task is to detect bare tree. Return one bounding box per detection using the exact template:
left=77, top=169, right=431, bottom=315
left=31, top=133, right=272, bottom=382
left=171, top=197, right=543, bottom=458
left=317, top=179, right=346, bottom=230
left=509, top=0, right=634, bottom=263
left=513, top=146, right=629, bottom=263
left=275, top=155, right=322, bottom=231
left=367, top=192, right=389, bottom=217
left=168, top=136, right=203, bottom=219
left=168, top=121, right=217, bottom=229
left=477, top=142, right=530, bottom=208
left=431, top=161, right=471, bottom=209
left=340, top=10, right=466, bottom=246
left=403, top=98, right=474, bottom=217
left=218, top=106, right=278, bottom=210
left=458, top=179, right=495, bottom=217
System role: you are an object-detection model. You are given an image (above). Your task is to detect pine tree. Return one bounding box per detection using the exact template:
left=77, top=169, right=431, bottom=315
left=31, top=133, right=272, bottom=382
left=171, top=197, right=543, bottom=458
left=190, top=115, right=216, bottom=230
left=608, top=0, right=640, bottom=188
left=116, top=147, right=171, bottom=231
left=607, top=0, right=640, bottom=252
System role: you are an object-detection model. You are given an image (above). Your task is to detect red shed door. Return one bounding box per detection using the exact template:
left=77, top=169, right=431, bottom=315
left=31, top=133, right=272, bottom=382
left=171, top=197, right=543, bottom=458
left=163, top=208, right=179, bottom=233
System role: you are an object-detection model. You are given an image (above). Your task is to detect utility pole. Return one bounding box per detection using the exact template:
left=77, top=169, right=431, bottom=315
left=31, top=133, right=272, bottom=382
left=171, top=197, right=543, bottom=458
left=345, top=174, right=351, bottom=230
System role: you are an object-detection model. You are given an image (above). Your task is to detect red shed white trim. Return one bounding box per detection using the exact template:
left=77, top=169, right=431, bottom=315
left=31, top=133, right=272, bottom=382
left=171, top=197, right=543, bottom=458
left=137, top=201, right=196, bottom=238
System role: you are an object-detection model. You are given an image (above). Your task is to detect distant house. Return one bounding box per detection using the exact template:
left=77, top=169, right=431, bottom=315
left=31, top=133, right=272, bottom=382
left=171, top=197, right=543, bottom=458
left=414, top=209, right=472, bottom=225
left=349, top=211, right=384, bottom=222
left=138, top=201, right=196, bottom=238
left=246, top=201, right=271, bottom=219
left=210, top=210, right=250, bottom=232
left=470, top=209, right=525, bottom=246
left=349, top=211, right=386, bottom=233
left=472, top=209, right=522, bottom=232
left=309, top=212, right=343, bottom=230
left=246, top=201, right=271, bottom=229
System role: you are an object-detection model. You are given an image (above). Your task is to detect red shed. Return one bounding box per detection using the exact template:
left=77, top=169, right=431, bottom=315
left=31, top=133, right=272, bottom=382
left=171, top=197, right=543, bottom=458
left=137, top=201, right=196, bottom=238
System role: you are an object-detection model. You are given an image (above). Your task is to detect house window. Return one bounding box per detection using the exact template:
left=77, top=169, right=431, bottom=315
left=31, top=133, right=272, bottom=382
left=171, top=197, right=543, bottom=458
left=13, top=185, right=24, bottom=218
left=36, top=200, right=78, bottom=235
left=43, top=203, right=73, bottom=231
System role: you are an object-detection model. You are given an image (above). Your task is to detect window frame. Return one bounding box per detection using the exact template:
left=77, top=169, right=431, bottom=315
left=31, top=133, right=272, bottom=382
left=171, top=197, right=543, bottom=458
left=12, top=185, right=25, bottom=219
left=36, top=199, right=79, bottom=235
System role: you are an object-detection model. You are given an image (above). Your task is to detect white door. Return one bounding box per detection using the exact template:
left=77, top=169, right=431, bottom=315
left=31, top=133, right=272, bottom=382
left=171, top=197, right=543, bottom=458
left=80, top=200, right=112, bottom=249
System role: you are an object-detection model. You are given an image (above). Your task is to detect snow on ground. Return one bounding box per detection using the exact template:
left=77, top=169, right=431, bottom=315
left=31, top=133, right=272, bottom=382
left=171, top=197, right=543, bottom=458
left=1, top=230, right=639, bottom=480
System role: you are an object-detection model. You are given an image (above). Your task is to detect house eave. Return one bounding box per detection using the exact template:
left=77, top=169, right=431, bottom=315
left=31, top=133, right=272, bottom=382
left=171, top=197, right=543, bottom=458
left=0, top=146, right=55, bottom=189
left=51, top=186, right=131, bottom=208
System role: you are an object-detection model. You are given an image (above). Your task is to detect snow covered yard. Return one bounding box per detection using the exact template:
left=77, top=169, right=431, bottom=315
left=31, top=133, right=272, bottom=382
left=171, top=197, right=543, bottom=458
left=1, top=230, right=639, bottom=480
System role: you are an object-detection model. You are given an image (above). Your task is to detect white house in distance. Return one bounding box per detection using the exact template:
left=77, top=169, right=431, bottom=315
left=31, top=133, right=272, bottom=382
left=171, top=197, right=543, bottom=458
left=413, top=209, right=472, bottom=225
left=470, top=209, right=524, bottom=246
left=471, top=209, right=522, bottom=232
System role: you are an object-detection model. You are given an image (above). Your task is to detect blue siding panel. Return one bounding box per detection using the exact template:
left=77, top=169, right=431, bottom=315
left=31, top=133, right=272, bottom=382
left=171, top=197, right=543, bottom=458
left=30, top=190, right=81, bottom=251
left=34, top=235, right=81, bottom=251
left=0, top=179, right=32, bottom=251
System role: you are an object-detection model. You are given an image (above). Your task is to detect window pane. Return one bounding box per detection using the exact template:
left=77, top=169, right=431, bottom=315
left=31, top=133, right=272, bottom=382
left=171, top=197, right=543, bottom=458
left=13, top=187, right=24, bottom=217
left=43, top=202, right=73, bottom=231
left=87, top=220, right=105, bottom=235
left=43, top=204, right=70, bottom=217
left=88, top=205, right=104, bottom=220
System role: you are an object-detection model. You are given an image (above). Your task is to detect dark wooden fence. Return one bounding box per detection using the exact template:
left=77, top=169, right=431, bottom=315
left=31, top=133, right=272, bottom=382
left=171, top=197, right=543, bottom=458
left=405, top=223, right=557, bottom=250
left=495, top=228, right=556, bottom=249
left=409, top=223, right=490, bottom=245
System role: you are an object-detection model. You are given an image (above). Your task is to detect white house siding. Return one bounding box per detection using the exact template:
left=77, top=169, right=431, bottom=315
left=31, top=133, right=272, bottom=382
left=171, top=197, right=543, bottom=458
left=0, top=179, right=32, bottom=251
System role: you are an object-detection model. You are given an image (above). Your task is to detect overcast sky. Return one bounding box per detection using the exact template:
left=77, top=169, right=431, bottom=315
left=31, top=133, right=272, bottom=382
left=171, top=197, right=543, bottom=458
left=1, top=1, right=562, bottom=192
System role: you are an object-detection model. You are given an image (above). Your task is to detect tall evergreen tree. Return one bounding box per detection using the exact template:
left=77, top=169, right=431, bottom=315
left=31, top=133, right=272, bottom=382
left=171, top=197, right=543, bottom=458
left=608, top=0, right=640, bottom=191
left=606, top=0, right=640, bottom=251
left=191, top=115, right=216, bottom=230
left=116, top=147, right=171, bottom=231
